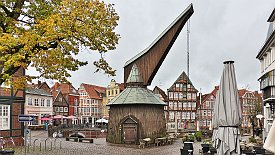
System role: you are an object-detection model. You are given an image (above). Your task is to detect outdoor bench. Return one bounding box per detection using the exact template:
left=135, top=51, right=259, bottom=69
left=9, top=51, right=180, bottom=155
left=78, top=138, right=93, bottom=143
left=66, top=137, right=78, bottom=142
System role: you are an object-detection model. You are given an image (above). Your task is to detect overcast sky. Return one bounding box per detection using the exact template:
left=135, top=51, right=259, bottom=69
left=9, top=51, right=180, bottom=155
left=28, top=0, right=275, bottom=94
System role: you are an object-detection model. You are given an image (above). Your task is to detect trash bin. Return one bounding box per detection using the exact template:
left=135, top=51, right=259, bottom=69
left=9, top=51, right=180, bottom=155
left=0, top=150, right=15, bottom=155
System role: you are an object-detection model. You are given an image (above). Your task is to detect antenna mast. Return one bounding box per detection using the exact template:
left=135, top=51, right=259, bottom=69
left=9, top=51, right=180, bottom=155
left=187, top=20, right=190, bottom=77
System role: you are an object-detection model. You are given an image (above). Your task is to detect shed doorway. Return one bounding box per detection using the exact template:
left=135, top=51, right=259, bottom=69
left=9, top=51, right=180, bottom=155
left=122, top=116, right=138, bottom=144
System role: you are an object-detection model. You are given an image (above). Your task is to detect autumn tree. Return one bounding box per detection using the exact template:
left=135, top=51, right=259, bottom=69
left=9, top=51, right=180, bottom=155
left=0, top=0, right=119, bottom=88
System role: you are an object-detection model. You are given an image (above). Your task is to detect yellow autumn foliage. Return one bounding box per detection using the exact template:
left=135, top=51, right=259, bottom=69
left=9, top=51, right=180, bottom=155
left=0, top=0, right=120, bottom=87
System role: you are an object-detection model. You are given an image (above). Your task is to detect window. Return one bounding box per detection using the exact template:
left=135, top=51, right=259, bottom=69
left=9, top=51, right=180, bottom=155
left=183, top=84, right=187, bottom=91
left=183, top=102, right=187, bottom=108
left=169, top=102, right=173, bottom=109
left=170, top=123, right=175, bottom=129
left=173, top=102, right=177, bottom=109
left=191, top=112, right=196, bottom=119
left=207, top=120, right=212, bottom=126
left=207, top=110, right=211, bottom=116
left=203, top=120, right=207, bottom=126
left=34, top=99, right=39, bottom=106
left=207, top=101, right=211, bottom=107
left=169, top=92, right=173, bottom=99
left=182, top=112, right=186, bottom=119
left=179, top=92, right=183, bottom=99
left=47, top=100, right=51, bottom=107
left=187, top=93, right=192, bottom=100
left=178, top=102, right=182, bottom=109
left=64, top=107, right=68, bottom=112
left=186, top=112, right=190, bottom=119
left=59, top=97, right=62, bottom=102
left=41, top=99, right=45, bottom=107
left=169, top=112, right=174, bottom=121
left=203, top=110, right=207, bottom=116
left=192, top=93, right=197, bottom=100
left=174, top=93, right=178, bottom=99
left=192, top=102, right=196, bottom=108
left=59, top=107, right=63, bottom=112
left=0, top=105, right=10, bottom=130
left=74, top=99, right=78, bottom=106
left=28, top=98, right=32, bottom=106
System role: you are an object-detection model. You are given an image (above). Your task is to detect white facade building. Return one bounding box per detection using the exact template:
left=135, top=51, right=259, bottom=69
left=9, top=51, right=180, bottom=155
left=256, top=8, right=275, bottom=141
left=25, top=88, right=53, bottom=126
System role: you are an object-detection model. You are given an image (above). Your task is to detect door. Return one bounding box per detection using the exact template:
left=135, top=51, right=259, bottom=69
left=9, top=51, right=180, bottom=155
left=123, top=125, right=136, bottom=143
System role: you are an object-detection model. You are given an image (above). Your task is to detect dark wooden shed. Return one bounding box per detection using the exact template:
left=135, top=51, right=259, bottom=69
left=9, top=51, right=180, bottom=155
left=107, top=64, right=167, bottom=144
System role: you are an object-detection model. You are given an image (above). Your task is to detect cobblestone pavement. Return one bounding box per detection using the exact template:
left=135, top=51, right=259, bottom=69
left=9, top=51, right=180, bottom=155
left=15, top=130, right=203, bottom=155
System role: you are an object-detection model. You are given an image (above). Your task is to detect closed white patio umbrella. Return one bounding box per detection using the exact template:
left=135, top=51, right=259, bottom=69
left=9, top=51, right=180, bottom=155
left=96, top=118, right=108, bottom=123
left=264, top=120, right=275, bottom=153
left=212, top=61, right=242, bottom=155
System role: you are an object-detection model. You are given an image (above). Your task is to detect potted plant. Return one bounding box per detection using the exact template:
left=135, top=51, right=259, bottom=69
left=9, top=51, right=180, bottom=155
left=182, top=135, right=187, bottom=143
left=194, top=131, right=202, bottom=142
left=189, top=134, right=195, bottom=142
left=249, top=136, right=257, bottom=143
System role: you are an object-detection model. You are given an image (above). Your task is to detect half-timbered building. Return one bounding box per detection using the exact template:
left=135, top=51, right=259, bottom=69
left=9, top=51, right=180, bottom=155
left=166, top=71, right=198, bottom=133
left=0, top=68, right=25, bottom=145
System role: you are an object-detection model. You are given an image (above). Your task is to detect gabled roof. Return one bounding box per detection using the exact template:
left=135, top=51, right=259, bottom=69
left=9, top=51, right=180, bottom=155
left=51, top=82, right=79, bottom=96
left=197, top=86, right=219, bottom=108
left=256, top=8, right=275, bottom=59
left=267, top=8, right=275, bottom=22
left=53, top=91, right=69, bottom=106
left=153, top=86, right=168, bottom=102
left=168, top=71, right=198, bottom=92
left=238, top=89, right=247, bottom=97
left=81, top=83, right=106, bottom=100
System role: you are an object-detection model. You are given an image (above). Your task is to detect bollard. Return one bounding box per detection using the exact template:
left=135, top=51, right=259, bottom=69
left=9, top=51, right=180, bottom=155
left=45, top=138, right=49, bottom=151
left=54, top=138, right=62, bottom=149
left=33, top=139, right=42, bottom=152
left=27, top=143, right=30, bottom=153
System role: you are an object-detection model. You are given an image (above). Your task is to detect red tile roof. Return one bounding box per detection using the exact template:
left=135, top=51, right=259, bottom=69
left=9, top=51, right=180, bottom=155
left=153, top=86, right=168, bottom=102
left=81, top=83, right=106, bottom=99
left=51, top=82, right=79, bottom=97
left=117, top=83, right=125, bottom=91
left=197, top=86, right=219, bottom=108
left=238, top=89, right=246, bottom=97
